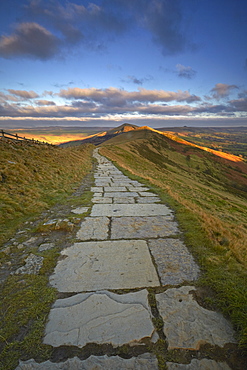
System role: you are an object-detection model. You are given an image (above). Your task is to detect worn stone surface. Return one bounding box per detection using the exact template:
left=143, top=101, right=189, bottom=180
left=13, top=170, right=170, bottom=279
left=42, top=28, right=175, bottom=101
left=156, top=286, right=236, bottom=350
left=13, top=253, right=43, bottom=275
left=38, top=243, right=55, bottom=252
left=128, top=186, right=150, bottom=192
left=166, top=359, right=231, bottom=369
left=92, top=197, right=113, bottom=203
left=111, top=216, right=180, bottom=240
left=44, top=290, right=157, bottom=348
left=148, top=239, right=200, bottom=285
left=76, top=217, right=109, bottom=240
left=91, top=186, right=103, bottom=192
left=139, top=191, right=158, bottom=197
left=49, top=240, right=160, bottom=292
left=16, top=354, right=159, bottom=369
left=137, top=197, right=160, bottom=203
left=71, top=207, right=89, bottom=214
left=104, top=191, right=138, bottom=198
left=91, top=203, right=172, bottom=217
left=113, top=197, right=135, bottom=204
left=104, top=186, right=127, bottom=192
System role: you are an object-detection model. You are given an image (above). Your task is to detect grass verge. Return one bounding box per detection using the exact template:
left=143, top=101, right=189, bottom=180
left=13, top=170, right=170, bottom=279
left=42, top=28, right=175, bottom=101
left=0, top=141, right=94, bottom=246
left=100, top=141, right=247, bottom=350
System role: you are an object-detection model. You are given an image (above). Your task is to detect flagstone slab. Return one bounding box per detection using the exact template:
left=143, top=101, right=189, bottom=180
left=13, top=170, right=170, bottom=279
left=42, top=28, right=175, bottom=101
left=91, top=186, right=103, bottom=192
left=49, top=240, right=160, bottom=292
left=92, top=197, right=113, bottom=203
left=91, top=203, right=172, bottom=217
left=71, top=207, right=89, bottom=214
left=104, top=186, right=127, bottom=192
left=43, top=290, right=157, bottom=348
left=16, top=354, right=159, bottom=369
left=113, top=197, right=135, bottom=204
left=104, top=192, right=138, bottom=198
left=148, top=239, right=200, bottom=285
left=139, top=192, right=158, bottom=197
left=111, top=216, right=180, bottom=239
left=128, top=186, right=150, bottom=192
left=156, top=286, right=236, bottom=350
left=137, top=197, right=160, bottom=203
left=166, top=359, right=231, bottom=370
left=76, top=217, right=109, bottom=240
left=95, top=181, right=111, bottom=186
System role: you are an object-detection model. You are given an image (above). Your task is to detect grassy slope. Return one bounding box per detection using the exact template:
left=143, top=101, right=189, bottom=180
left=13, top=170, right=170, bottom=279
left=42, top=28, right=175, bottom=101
left=100, top=129, right=247, bottom=348
left=0, top=140, right=94, bottom=246
left=0, top=141, right=94, bottom=369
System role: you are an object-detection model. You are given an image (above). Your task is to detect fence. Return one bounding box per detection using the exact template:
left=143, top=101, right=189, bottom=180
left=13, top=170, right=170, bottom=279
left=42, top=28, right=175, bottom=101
left=0, top=130, right=52, bottom=145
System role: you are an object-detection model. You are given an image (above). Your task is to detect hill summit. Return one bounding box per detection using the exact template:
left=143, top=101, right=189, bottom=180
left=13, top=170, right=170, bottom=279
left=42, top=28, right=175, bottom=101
left=60, top=123, right=139, bottom=147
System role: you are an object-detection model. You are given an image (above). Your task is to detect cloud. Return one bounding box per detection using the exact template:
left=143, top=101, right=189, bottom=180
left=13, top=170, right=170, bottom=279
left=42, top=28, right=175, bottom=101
left=229, top=97, right=247, bottom=112
left=176, top=64, right=197, bottom=79
left=0, top=22, right=60, bottom=60
left=24, top=0, right=194, bottom=57
left=1, top=85, right=247, bottom=120
left=36, top=100, right=56, bottom=106
left=139, top=0, right=196, bottom=55
left=26, top=0, right=126, bottom=46
left=122, top=75, right=154, bottom=85
left=59, top=87, right=201, bottom=104
left=210, top=83, right=238, bottom=100
left=7, top=89, right=39, bottom=99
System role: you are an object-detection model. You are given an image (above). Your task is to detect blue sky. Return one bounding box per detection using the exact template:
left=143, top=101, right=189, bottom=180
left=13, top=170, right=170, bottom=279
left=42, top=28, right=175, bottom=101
left=0, top=0, right=247, bottom=128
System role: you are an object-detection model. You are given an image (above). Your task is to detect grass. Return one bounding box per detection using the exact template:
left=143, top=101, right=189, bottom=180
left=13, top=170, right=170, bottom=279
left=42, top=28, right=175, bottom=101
left=100, top=131, right=247, bottom=349
left=0, top=140, right=95, bottom=369
left=0, top=247, right=59, bottom=369
left=0, top=140, right=94, bottom=246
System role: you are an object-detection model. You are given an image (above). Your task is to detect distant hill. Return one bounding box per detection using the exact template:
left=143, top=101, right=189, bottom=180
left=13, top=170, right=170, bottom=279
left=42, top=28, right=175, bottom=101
left=101, top=125, right=244, bottom=164
left=59, top=123, right=139, bottom=147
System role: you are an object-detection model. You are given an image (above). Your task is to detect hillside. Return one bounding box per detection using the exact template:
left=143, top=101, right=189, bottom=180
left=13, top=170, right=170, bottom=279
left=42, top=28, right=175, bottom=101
left=100, top=128, right=247, bottom=348
left=0, top=140, right=94, bottom=245
left=59, top=123, right=140, bottom=147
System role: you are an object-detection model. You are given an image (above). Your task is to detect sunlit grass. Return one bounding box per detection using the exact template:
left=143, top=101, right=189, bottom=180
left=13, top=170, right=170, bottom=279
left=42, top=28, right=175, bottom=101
left=0, top=140, right=94, bottom=245
left=100, top=133, right=247, bottom=348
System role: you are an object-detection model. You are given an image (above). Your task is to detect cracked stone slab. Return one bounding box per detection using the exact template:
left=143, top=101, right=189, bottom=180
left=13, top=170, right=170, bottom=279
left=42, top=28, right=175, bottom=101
left=111, top=216, right=180, bottom=240
left=91, top=203, right=172, bottom=217
left=166, top=359, right=231, bottom=369
left=49, top=240, right=160, bottom=292
left=71, top=207, right=89, bottom=214
left=44, top=290, right=158, bottom=348
left=16, top=354, right=159, bottom=369
left=76, top=217, right=109, bottom=240
left=156, top=286, right=236, bottom=350
left=148, top=239, right=199, bottom=285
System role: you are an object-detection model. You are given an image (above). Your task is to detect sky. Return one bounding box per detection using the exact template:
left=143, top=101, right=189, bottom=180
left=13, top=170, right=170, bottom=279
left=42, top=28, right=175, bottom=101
left=0, top=0, right=247, bottom=128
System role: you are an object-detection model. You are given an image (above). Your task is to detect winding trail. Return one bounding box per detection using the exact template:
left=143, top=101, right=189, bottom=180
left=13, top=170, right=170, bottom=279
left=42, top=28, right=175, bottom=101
left=17, top=149, right=237, bottom=369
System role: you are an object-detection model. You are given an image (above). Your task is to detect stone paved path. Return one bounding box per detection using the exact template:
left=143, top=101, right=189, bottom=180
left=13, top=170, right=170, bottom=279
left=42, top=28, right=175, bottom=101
left=16, top=149, right=237, bottom=369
